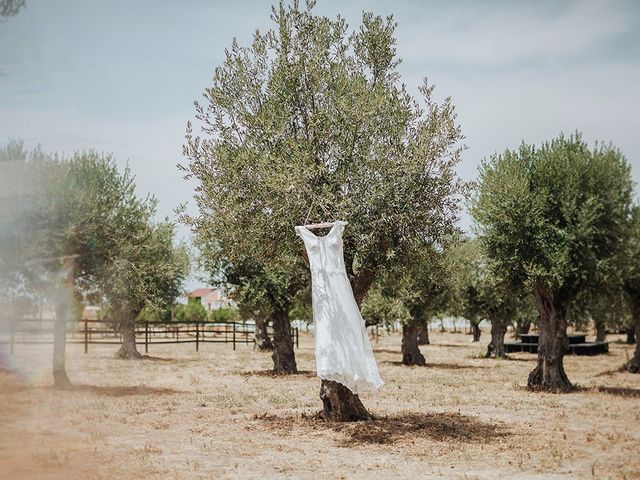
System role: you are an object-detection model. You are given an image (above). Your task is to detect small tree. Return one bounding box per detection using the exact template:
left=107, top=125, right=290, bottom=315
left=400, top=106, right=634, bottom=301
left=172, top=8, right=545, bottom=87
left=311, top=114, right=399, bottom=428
left=481, top=279, right=534, bottom=359
left=471, top=134, right=634, bottom=391
left=208, top=307, right=237, bottom=323
left=398, top=248, right=450, bottom=366
left=105, top=220, right=189, bottom=359
left=175, top=302, right=208, bottom=323
left=446, top=238, right=486, bottom=341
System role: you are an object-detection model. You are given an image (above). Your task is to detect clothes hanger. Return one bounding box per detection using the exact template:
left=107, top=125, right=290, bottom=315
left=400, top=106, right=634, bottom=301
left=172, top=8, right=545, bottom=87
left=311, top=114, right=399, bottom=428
left=300, top=200, right=347, bottom=230
left=303, top=221, right=342, bottom=230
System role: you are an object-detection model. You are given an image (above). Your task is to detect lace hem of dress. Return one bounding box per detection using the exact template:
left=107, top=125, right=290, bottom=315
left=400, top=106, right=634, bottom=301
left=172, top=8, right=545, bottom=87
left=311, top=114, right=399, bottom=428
left=319, top=372, right=384, bottom=395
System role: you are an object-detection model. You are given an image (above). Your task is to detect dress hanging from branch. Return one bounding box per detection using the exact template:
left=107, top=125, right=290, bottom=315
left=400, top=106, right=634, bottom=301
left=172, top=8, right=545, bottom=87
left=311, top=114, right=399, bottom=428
left=295, top=221, right=383, bottom=394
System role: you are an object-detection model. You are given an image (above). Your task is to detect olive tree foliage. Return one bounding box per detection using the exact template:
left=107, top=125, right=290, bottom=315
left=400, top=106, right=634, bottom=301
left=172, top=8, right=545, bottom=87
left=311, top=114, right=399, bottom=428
left=361, top=285, right=410, bottom=329
left=0, top=0, right=25, bottom=17
left=446, top=238, right=485, bottom=341
left=471, top=133, right=634, bottom=391
left=181, top=1, right=467, bottom=380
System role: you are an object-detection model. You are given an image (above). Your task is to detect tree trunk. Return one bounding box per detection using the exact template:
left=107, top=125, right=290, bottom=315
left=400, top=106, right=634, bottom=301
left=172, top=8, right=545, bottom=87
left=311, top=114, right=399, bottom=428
left=319, top=380, right=371, bottom=421
left=115, top=315, right=142, bottom=359
left=527, top=289, right=573, bottom=392
left=271, top=309, right=297, bottom=374
left=471, top=320, right=481, bottom=342
left=594, top=317, right=607, bottom=342
left=254, top=315, right=273, bottom=351
left=417, top=323, right=430, bottom=345
left=625, top=305, right=640, bottom=374
left=485, top=320, right=507, bottom=358
left=516, top=318, right=532, bottom=337
left=626, top=327, right=636, bottom=345
left=53, top=299, right=72, bottom=389
left=401, top=323, right=426, bottom=366
left=317, top=267, right=373, bottom=421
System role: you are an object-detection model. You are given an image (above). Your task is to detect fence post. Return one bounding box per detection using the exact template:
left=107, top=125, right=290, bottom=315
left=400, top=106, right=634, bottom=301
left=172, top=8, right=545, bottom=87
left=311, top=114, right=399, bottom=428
left=232, top=322, right=236, bottom=351
left=145, top=322, right=149, bottom=354
left=84, top=319, right=88, bottom=354
left=196, top=322, right=199, bottom=352
left=296, top=327, right=299, bottom=348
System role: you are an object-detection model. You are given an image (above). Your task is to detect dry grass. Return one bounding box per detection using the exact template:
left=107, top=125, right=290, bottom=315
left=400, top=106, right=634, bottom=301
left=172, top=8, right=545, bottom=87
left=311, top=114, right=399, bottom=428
left=0, top=329, right=639, bottom=479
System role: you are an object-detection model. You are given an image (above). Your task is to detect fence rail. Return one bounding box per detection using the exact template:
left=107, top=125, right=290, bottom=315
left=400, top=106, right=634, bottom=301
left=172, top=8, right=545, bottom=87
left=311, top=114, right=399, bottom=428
left=0, top=318, right=300, bottom=354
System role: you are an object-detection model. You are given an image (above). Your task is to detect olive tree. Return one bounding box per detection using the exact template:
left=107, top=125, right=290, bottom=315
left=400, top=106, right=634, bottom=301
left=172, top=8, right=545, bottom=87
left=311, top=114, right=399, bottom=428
left=105, top=220, right=189, bottom=359
left=2, top=143, right=189, bottom=376
left=395, top=248, right=450, bottom=366
left=446, top=238, right=485, bottom=342
left=623, top=206, right=640, bottom=372
left=0, top=142, right=68, bottom=383
left=471, top=134, right=634, bottom=391
left=480, top=279, right=534, bottom=359
left=0, top=145, right=120, bottom=386
left=197, top=240, right=299, bottom=369
left=182, top=1, right=467, bottom=420
left=449, top=238, right=536, bottom=358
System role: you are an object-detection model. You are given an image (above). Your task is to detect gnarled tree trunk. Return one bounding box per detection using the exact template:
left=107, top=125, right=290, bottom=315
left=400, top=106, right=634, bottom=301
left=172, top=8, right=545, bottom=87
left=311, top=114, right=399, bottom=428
left=516, top=318, right=532, bottom=337
left=254, top=315, right=273, bottom=351
left=53, top=298, right=72, bottom=389
left=319, top=380, right=371, bottom=421
left=271, top=308, right=297, bottom=374
left=316, top=260, right=373, bottom=421
left=528, top=289, right=573, bottom=392
left=471, top=320, right=481, bottom=342
left=417, top=323, right=430, bottom=345
left=625, top=304, right=640, bottom=373
left=594, top=317, right=607, bottom=342
left=115, top=314, right=142, bottom=359
left=485, top=319, right=507, bottom=358
left=401, top=323, right=426, bottom=366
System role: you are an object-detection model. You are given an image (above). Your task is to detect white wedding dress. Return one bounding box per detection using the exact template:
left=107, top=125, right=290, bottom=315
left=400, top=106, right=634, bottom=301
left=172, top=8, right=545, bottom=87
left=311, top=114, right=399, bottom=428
left=295, top=221, right=383, bottom=394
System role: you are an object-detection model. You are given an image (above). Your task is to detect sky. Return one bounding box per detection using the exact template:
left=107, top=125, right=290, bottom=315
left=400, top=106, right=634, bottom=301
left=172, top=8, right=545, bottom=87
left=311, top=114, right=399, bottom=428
left=1, top=0, right=639, bottom=249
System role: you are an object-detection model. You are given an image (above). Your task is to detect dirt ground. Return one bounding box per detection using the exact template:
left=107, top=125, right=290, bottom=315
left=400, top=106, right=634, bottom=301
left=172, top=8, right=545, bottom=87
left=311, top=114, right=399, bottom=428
left=0, top=328, right=639, bottom=480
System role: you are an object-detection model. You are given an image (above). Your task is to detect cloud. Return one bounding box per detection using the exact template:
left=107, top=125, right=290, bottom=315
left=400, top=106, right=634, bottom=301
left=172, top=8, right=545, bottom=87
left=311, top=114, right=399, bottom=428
left=398, top=0, right=636, bottom=67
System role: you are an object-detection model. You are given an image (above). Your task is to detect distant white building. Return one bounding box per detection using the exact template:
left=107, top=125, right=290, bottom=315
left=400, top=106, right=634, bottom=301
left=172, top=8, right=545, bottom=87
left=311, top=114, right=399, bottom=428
left=187, top=288, right=234, bottom=311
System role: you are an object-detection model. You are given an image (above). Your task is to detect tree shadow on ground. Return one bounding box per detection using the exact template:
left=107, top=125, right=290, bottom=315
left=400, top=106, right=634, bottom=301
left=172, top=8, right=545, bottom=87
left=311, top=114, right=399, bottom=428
left=139, top=355, right=175, bottom=362
left=428, top=343, right=471, bottom=348
left=595, top=366, right=627, bottom=377
left=256, top=411, right=509, bottom=446
left=381, top=361, right=487, bottom=370
left=0, top=384, right=181, bottom=396
left=237, top=370, right=316, bottom=378
left=501, top=356, right=535, bottom=362
left=68, top=384, right=182, bottom=397
left=595, top=386, right=640, bottom=398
